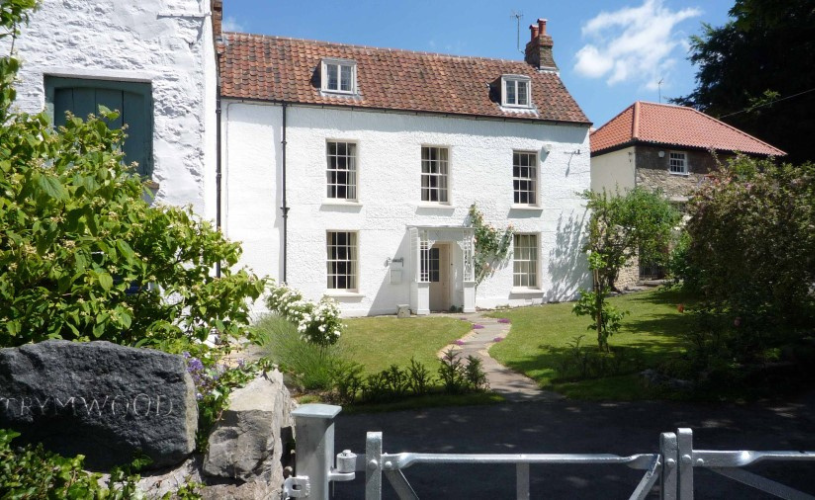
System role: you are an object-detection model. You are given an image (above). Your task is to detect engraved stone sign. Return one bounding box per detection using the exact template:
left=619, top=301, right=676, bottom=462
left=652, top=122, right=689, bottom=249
left=0, top=340, right=197, bottom=469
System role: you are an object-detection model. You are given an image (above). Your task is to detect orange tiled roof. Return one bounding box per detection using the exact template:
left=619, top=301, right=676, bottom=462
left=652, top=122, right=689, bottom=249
left=591, top=101, right=785, bottom=156
left=220, top=34, right=590, bottom=125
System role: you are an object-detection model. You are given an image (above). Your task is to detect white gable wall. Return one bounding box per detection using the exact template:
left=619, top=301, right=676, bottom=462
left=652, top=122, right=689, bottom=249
left=224, top=102, right=591, bottom=316
left=5, top=0, right=217, bottom=216
left=590, top=146, right=636, bottom=194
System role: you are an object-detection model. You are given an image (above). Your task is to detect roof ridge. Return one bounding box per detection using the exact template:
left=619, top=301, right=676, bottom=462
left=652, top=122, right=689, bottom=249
left=223, top=32, right=537, bottom=66
left=685, top=106, right=785, bottom=155
left=632, top=101, right=641, bottom=140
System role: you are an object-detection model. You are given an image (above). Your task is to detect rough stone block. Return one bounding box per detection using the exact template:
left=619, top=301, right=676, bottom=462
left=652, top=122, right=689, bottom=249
left=203, top=370, right=294, bottom=483
left=397, top=304, right=411, bottom=318
left=0, top=340, right=197, bottom=470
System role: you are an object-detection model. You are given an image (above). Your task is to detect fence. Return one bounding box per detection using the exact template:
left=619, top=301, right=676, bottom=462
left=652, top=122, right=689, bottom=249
left=283, top=404, right=815, bottom=500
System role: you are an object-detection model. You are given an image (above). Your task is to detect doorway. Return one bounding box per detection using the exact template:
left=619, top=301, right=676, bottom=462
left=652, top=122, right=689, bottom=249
left=429, top=243, right=451, bottom=311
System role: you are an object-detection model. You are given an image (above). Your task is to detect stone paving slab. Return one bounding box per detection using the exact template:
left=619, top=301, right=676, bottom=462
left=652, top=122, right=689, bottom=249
left=439, top=312, right=563, bottom=403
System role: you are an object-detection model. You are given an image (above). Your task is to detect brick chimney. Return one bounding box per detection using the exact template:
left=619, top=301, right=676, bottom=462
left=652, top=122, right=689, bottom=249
left=524, top=18, right=557, bottom=70
left=212, top=0, right=223, bottom=40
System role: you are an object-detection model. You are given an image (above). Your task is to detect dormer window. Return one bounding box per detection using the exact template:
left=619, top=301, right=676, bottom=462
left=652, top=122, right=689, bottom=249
left=321, top=58, right=356, bottom=94
left=502, top=75, right=531, bottom=108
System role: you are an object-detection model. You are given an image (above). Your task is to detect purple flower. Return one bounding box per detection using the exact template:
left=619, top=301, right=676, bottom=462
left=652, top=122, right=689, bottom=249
left=455, top=339, right=465, bottom=346
left=498, top=318, right=511, bottom=324
left=472, top=324, right=485, bottom=329
left=493, top=337, right=503, bottom=342
left=187, top=357, right=205, bottom=372
left=237, top=359, right=246, bottom=368
left=182, top=351, right=191, bottom=359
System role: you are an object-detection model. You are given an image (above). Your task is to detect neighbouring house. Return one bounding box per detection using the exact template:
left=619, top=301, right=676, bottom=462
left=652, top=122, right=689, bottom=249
left=590, top=101, right=785, bottom=286
left=9, top=1, right=592, bottom=316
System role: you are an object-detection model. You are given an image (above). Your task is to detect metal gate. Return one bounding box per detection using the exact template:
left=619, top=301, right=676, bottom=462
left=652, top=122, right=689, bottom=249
left=283, top=404, right=815, bottom=500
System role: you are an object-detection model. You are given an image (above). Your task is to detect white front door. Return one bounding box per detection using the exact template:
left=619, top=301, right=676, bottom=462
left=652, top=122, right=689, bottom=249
left=429, top=243, right=450, bottom=311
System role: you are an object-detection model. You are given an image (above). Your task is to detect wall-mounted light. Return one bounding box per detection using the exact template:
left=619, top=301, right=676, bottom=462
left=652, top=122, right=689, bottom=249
left=543, top=144, right=552, bottom=154
left=658, top=151, right=665, bottom=158
left=385, top=257, right=404, bottom=267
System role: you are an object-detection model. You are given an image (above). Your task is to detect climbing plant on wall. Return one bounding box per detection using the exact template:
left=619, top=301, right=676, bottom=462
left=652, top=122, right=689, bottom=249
left=467, top=204, right=514, bottom=285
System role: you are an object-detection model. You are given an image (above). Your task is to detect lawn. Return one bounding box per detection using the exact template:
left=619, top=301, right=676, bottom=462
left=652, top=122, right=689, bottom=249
left=489, top=288, right=696, bottom=400
left=341, top=316, right=471, bottom=374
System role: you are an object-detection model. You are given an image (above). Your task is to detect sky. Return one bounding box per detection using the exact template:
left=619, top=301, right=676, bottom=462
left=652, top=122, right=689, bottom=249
left=222, top=0, right=735, bottom=127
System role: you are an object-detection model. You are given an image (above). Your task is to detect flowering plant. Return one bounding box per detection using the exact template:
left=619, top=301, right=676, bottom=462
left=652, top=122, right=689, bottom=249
left=467, top=204, right=514, bottom=284
left=265, top=282, right=345, bottom=346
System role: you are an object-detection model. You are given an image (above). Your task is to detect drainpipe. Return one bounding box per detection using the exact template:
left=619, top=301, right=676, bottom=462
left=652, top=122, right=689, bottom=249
left=215, top=48, right=223, bottom=278
left=281, top=102, right=289, bottom=283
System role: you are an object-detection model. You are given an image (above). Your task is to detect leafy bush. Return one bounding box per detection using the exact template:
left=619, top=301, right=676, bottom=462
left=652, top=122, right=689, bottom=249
left=683, top=157, right=815, bottom=356
left=329, top=359, right=364, bottom=405
left=463, top=355, right=488, bottom=391
left=467, top=204, right=514, bottom=284
left=407, top=358, right=433, bottom=396
left=0, top=428, right=141, bottom=498
left=265, top=282, right=344, bottom=346
left=253, top=314, right=349, bottom=390
left=0, top=1, right=265, bottom=347
left=438, top=350, right=468, bottom=394
left=572, top=277, right=629, bottom=353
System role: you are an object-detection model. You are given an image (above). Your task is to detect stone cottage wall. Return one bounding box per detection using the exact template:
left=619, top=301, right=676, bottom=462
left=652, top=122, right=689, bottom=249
left=634, top=145, right=722, bottom=200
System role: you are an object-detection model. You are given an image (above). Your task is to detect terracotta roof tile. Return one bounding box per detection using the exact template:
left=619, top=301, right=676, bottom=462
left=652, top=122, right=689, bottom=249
left=220, top=34, right=590, bottom=125
left=591, top=101, right=785, bottom=156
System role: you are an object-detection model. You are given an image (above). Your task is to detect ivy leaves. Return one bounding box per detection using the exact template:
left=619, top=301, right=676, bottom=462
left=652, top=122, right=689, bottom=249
left=467, top=204, right=514, bottom=285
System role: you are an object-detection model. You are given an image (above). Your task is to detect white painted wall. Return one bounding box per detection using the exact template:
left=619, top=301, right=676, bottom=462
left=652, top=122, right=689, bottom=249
left=590, top=146, right=636, bottom=194
left=224, top=102, right=591, bottom=316
left=5, top=0, right=216, bottom=215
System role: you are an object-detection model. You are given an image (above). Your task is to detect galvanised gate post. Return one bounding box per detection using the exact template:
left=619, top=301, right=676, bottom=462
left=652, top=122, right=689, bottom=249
left=287, top=404, right=342, bottom=499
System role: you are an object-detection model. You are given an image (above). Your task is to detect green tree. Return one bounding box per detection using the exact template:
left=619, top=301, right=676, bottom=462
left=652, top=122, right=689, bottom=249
left=674, top=0, right=815, bottom=164
left=574, top=189, right=679, bottom=351
left=0, top=1, right=265, bottom=347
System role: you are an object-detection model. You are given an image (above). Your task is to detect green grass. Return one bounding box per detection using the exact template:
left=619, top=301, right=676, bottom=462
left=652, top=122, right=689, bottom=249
left=340, top=316, right=471, bottom=374
left=489, top=288, right=697, bottom=400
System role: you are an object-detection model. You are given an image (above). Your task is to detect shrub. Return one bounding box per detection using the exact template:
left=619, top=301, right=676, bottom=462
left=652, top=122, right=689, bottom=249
left=467, top=204, right=514, bottom=284
left=253, top=314, right=349, bottom=391
left=265, top=282, right=345, bottom=347
left=407, top=357, right=434, bottom=396
left=683, top=157, right=815, bottom=356
left=0, top=2, right=265, bottom=348
left=0, top=428, right=143, bottom=498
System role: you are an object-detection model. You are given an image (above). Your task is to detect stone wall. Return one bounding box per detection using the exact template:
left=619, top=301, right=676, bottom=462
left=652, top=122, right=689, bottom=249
left=635, top=145, right=723, bottom=199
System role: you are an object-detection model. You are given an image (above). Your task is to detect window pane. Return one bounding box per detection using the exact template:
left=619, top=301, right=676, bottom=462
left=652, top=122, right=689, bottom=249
left=506, top=80, right=516, bottom=105
left=513, top=234, right=538, bottom=288
left=326, top=141, right=358, bottom=200
left=518, top=81, right=528, bottom=106
left=512, top=151, right=537, bottom=205
left=327, top=64, right=338, bottom=90
left=327, top=231, right=358, bottom=290
left=340, top=65, right=352, bottom=91
left=421, top=147, right=449, bottom=203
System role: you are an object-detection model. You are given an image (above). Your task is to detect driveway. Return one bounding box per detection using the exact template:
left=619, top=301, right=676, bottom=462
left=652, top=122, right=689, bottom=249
left=329, top=393, right=815, bottom=499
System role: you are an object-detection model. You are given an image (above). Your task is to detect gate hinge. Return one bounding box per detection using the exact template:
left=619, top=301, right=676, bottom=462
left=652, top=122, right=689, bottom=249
left=283, top=475, right=310, bottom=498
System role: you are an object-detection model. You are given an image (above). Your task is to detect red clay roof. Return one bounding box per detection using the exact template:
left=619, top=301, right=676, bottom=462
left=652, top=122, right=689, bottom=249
left=591, top=101, right=785, bottom=156
left=220, top=33, right=590, bottom=125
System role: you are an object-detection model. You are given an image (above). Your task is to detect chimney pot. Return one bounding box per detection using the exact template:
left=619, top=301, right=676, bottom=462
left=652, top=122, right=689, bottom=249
left=538, top=19, right=547, bottom=36
left=530, top=24, right=539, bottom=40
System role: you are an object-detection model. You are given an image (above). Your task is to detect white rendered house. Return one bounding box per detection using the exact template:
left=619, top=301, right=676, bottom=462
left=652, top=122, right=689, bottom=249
left=9, top=1, right=591, bottom=316
left=220, top=20, right=592, bottom=315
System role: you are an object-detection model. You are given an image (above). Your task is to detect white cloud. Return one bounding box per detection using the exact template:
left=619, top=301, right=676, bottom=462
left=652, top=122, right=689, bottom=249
left=574, top=0, right=701, bottom=89
left=222, top=16, right=245, bottom=33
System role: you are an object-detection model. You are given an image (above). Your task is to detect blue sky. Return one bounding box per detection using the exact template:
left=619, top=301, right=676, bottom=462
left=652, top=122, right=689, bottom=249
left=222, top=0, right=734, bottom=127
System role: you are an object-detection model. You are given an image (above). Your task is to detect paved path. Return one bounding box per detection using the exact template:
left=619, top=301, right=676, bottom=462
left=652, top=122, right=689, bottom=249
left=440, top=312, right=563, bottom=402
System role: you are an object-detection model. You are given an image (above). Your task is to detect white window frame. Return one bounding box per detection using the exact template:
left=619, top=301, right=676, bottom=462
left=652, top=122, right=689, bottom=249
left=501, top=75, right=532, bottom=108
left=669, top=151, right=689, bottom=175
left=321, top=58, right=357, bottom=94
left=326, top=140, right=358, bottom=201
left=326, top=231, right=358, bottom=291
left=513, top=233, right=539, bottom=289
left=420, top=146, right=450, bottom=204
left=512, top=150, right=538, bottom=206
